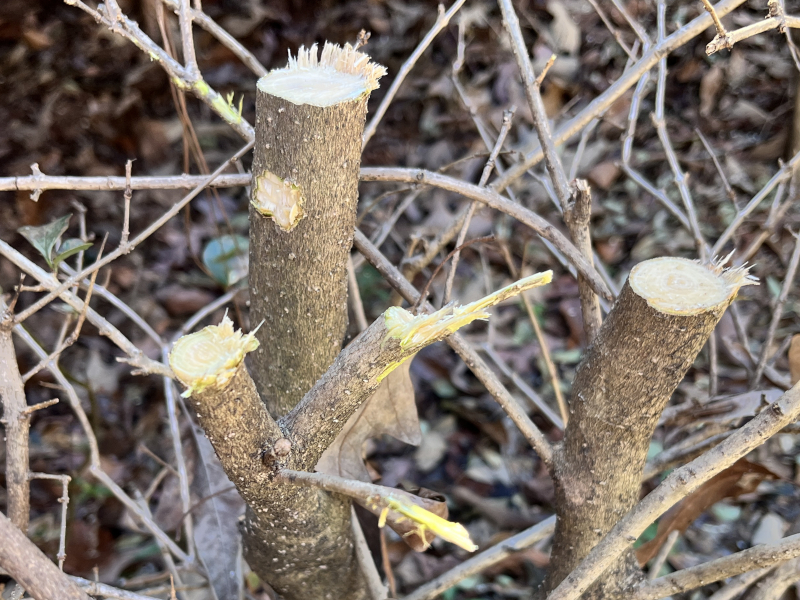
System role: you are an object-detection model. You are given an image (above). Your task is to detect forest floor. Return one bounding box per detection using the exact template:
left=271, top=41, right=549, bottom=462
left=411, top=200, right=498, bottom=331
left=1, top=0, right=799, bottom=598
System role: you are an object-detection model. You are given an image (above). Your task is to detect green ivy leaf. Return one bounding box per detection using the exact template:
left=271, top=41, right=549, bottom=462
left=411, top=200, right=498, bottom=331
left=18, top=214, right=71, bottom=269
left=52, top=238, right=93, bottom=272
left=202, top=234, right=249, bottom=287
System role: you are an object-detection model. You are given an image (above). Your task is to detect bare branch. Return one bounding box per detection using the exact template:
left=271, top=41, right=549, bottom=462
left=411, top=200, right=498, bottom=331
left=362, top=0, right=467, bottom=146
left=632, top=533, right=800, bottom=600
left=492, top=0, right=749, bottom=193
left=400, top=516, right=556, bottom=600
left=0, top=305, right=31, bottom=532
left=443, top=107, right=515, bottom=305
left=159, top=0, right=268, bottom=77
left=360, top=167, right=613, bottom=302
left=0, top=171, right=251, bottom=194
left=0, top=510, right=91, bottom=600
left=64, top=0, right=254, bottom=140
left=546, top=381, right=800, bottom=600
left=751, top=231, right=800, bottom=386
left=652, top=2, right=708, bottom=260
left=30, top=473, right=71, bottom=569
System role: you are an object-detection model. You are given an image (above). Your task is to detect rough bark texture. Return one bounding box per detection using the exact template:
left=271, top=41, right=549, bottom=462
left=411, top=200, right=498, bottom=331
left=0, top=325, right=30, bottom=532
left=546, top=268, right=734, bottom=598
left=0, top=510, right=90, bottom=600
left=191, top=363, right=367, bottom=600
left=249, top=88, right=367, bottom=417
left=241, top=64, right=371, bottom=600
left=563, top=180, right=602, bottom=344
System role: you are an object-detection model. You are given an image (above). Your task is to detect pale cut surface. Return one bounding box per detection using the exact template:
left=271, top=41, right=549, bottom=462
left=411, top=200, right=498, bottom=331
left=169, top=315, right=259, bottom=397
left=630, top=257, right=755, bottom=316
left=257, top=42, right=386, bottom=107
left=252, top=171, right=304, bottom=231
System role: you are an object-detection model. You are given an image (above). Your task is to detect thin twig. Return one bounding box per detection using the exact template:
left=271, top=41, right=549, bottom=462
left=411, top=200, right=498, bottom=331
left=30, top=473, right=71, bottom=569
left=586, top=0, right=636, bottom=59
left=353, top=229, right=555, bottom=468
left=443, top=108, right=515, bottom=305
left=0, top=171, right=251, bottom=194
left=400, top=516, right=556, bottom=600
left=545, top=382, right=800, bottom=600
left=734, top=182, right=794, bottom=266
left=751, top=230, right=800, bottom=387
left=647, top=530, right=679, bottom=580
left=706, top=567, right=775, bottom=600
left=71, top=577, right=165, bottom=600
left=492, top=0, right=749, bottom=192
left=498, top=0, right=571, bottom=211
left=480, top=343, right=564, bottom=429
left=350, top=505, right=388, bottom=600
left=122, top=160, right=133, bottom=246
left=7, top=142, right=252, bottom=343
left=514, top=243, right=569, bottom=424
left=159, top=0, right=268, bottom=77
left=177, top=0, right=199, bottom=79
left=413, top=235, right=495, bottom=313
left=64, top=0, right=254, bottom=140
left=713, top=150, right=800, bottom=255
left=347, top=255, right=369, bottom=333
left=708, top=330, right=719, bottom=398
left=652, top=1, right=708, bottom=261
left=701, top=0, right=730, bottom=39
left=707, top=13, right=800, bottom=55
left=608, top=0, right=652, bottom=49
left=696, top=128, right=736, bottom=205
left=362, top=0, right=467, bottom=146
left=632, top=533, right=800, bottom=600
left=12, top=320, right=190, bottom=564
left=360, top=167, right=613, bottom=302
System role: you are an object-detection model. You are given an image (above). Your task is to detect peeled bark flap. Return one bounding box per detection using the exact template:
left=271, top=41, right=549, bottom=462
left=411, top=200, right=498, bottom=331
left=249, top=90, right=367, bottom=417
left=547, top=259, right=739, bottom=597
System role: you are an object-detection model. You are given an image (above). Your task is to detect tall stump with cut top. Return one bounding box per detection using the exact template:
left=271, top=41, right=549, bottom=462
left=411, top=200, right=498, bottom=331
left=546, top=257, right=756, bottom=598
left=246, top=43, right=384, bottom=599
left=250, top=43, right=385, bottom=416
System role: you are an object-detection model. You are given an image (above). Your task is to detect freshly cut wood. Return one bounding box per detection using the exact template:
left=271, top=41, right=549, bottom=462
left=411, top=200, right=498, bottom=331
left=244, top=42, right=386, bottom=600
left=547, top=257, right=756, bottom=598
left=249, top=42, right=386, bottom=416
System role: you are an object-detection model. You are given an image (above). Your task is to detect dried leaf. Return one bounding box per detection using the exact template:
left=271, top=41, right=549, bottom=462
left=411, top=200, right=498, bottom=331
left=636, top=459, right=779, bottom=565
left=690, top=389, right=783, bottom=427
left=700, top=63, right=724, bottom=117
left=789, top=334, right=800, bottom=385
left=547, top=1, right=581, bottom=56
left=316, top=361, right=449, bottom=551
left=192, top=432, right=245, bottom=600
left=317, top=360, right=420, bottom=482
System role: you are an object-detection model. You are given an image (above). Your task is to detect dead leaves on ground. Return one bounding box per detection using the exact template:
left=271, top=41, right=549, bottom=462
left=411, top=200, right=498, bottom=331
left=316, top=360, right=450, bottom=551
left=636, top=458, right=780, bottom=566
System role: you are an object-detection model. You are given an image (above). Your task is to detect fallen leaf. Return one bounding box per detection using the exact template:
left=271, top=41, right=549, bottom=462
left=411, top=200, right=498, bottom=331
left=192, top=431, right=245, bottom=600
left=700, top=63, right=724, bottom=117
left=547, top=1, right=581, bottom=56
left=789, top=334, right=800, bottom=384
left=636, top=459, right=779, bottom=565
left=587, top=161, right=621, bottom=191
left=317, top=360, right=420, bottom=482
left=317, top=362, right=452, bottom=551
